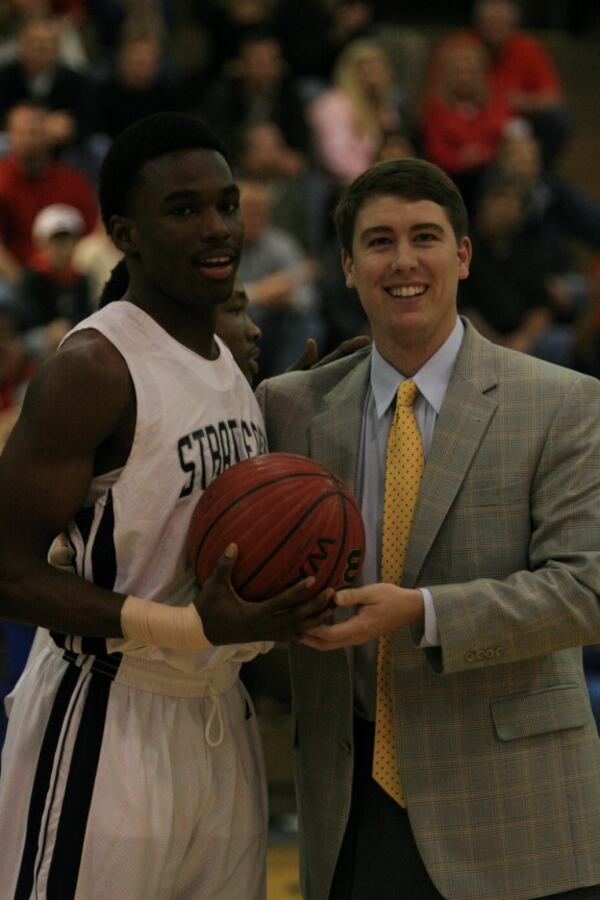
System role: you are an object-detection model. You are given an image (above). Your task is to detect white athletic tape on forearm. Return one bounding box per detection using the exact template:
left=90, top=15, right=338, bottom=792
left=121, top=595, right=212, bottom=651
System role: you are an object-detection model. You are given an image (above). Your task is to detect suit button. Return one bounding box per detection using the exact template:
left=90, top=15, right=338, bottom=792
left=465, top=651, right=475, bottom=663
left=495, top=647, right=504, bottom=658
left=475, top=649, right=486, bottom=661
left=485, top=648, right=495, bottom=659
left=337, top=741, right=352, bottom=754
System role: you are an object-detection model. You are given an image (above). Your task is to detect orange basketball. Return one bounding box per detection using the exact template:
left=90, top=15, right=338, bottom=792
left=188, top=452, right=365, bottom=602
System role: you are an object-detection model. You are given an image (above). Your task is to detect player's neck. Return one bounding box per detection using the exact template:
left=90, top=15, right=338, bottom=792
left=125, top=287, right=219, bottom=360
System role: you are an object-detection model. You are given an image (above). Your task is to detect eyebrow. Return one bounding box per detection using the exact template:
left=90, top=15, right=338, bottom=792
left=360, top=222, right=445, bottom=241
left=162, top=184, right=240, bottom=205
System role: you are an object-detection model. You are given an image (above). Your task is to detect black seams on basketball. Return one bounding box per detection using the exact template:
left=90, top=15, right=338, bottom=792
left=187, top=452, right=365, bottom=601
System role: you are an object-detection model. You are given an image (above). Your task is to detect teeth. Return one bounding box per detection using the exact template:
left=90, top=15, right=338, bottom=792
left=388, top=285, right=426, bottom=297
left=199, top=257, right=231, bottom=266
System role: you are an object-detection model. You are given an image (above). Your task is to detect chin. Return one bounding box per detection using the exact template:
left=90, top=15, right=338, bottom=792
left=190, top=286, right=233, bottom=309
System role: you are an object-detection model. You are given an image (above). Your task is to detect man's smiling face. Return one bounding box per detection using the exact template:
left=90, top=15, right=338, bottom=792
left=342, top=195, right=471, bottom=369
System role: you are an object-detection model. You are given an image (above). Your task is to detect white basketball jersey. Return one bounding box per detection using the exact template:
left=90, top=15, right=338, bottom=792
left=59, top=300, right=271, bottom=676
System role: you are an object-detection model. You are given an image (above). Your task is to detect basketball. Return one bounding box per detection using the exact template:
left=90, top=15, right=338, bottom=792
left=188, top=452, right=365, bottom=602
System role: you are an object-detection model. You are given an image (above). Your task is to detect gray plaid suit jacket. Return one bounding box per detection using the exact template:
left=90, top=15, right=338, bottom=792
left=256, top=320, right=600, bottom=900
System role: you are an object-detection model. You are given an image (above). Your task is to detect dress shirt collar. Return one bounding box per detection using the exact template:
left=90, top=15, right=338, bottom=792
left=370, top=317, right=464, bottom=418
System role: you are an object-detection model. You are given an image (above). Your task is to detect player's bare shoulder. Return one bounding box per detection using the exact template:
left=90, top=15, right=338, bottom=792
left=56, top=327, right=132, bottom=398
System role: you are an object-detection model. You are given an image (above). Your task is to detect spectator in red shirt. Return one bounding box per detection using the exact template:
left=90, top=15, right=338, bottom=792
left=0, top=101, right=98, bottom=295
left=426, top=0, right=572, bottom=168
left=421, top=40, right=511, bottom=212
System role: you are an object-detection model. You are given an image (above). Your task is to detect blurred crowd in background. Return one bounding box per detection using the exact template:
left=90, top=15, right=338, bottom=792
left=1, top=0, right=600, bottom=737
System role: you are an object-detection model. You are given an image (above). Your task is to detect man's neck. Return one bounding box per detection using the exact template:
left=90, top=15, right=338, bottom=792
left=376, top=320, right=458, bottom=377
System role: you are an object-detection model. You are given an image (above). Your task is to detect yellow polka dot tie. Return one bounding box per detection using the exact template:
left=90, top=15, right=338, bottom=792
left=373, top=379, right=424, bottom=807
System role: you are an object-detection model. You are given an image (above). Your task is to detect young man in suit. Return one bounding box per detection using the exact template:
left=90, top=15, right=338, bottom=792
left=256, top=158, right=600, bottom=899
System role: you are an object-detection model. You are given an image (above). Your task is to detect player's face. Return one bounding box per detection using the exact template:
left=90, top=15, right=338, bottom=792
left=122, top=148, right=244, bottom=312
left=342, top=196, right=471, bottom=371
left=215, top=279, right=262, bottom=384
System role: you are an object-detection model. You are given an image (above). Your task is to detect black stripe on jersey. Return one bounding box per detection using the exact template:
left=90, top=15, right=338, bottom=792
left=73, top=504, right=95, bottom=547
left=50, top=630, right=66, bottom=649
left=91, top=488, right=117, bottom=591
left=53, top=491, right=118, bottom=659
left=46, top=671, right=112, bottom=900
left=13, top=663, right=83, bottom=900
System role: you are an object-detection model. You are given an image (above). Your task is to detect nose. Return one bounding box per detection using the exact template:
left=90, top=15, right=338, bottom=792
left=247, top=315, right=262, bottom=342
left=390, top=239, right=418, bottom=272
left=201, top=206, right=231, bottom=241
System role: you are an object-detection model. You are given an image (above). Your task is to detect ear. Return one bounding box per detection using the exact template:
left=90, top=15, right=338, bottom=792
left=110, top=215, right=137, bottom=255
left=341, top=249, right=355, bottom=289
left=457, top=236, right=472, bottom=281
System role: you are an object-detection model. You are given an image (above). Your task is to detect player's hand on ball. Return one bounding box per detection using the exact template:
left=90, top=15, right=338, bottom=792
left=194, top=544, right=335, bottom=644
left=300, top=583, right=424, bottom=651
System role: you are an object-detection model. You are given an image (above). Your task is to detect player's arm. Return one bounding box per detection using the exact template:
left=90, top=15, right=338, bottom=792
left=0, top=331, right=133, bottom=636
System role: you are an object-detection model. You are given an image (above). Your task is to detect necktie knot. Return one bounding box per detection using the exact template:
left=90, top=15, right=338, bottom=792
left=397, top=379, right=418, bottom=408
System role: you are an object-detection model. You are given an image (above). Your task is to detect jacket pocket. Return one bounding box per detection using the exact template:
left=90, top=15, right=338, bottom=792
left=490, top=683, right=588, bottom=740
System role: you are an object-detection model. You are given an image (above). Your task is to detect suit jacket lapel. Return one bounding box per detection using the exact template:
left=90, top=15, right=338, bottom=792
left=404, top=323, right=499, bottom=586
left=308, top=351, right=371, bottom=493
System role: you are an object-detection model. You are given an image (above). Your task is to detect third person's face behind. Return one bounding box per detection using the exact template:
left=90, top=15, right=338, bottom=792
left=215, top=280, right=262, bottom=384
left=342, top=195, right=471, bottom=372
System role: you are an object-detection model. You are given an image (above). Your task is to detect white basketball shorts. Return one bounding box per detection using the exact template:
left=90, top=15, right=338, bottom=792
left=0, top=639, right=268, bottom=899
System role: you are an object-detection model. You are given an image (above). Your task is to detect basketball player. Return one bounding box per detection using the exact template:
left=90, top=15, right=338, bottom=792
left=0, top=112, right=331, bottom=899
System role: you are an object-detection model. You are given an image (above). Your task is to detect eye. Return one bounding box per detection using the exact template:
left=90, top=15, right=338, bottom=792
left=367, top=236, right=392, bottom=248
left=170, top=204, right=196, bottom=217
left=414, top=232, right=437, bottom=243
left=221, top=200, right=240, bottom=215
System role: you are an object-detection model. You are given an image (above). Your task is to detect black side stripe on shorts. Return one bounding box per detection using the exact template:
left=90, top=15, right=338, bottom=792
left=45, top=671, right=112, bottom=900
left=13, top=663, right=83, bottom=900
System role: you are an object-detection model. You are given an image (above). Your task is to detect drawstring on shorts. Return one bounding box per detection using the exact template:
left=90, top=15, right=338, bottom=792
left=205, top=690, right=225, bottom=746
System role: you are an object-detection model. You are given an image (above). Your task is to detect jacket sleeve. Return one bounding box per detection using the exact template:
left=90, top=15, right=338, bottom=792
left=427, top=374, right=600, bottom=674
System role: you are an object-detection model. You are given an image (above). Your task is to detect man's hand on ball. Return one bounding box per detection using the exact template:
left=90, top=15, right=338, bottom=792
left=300, top=583, right=424, bottom=651
left=194, top=544, right=335, bottom=644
